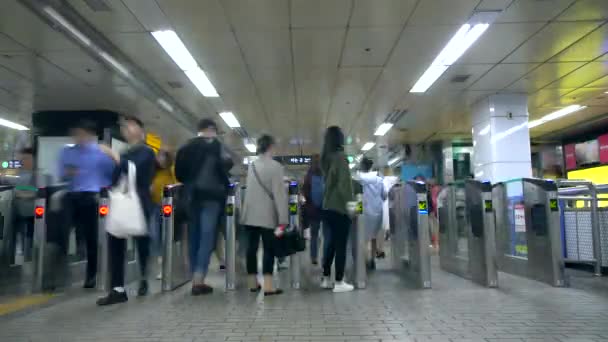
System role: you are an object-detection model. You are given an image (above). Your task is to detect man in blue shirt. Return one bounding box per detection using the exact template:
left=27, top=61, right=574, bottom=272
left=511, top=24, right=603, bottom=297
left=58, top=120, right=115, bottom=288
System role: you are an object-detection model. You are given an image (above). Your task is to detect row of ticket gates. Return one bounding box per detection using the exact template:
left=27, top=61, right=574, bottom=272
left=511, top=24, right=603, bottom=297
left=0, top=177, right=570, bottom=295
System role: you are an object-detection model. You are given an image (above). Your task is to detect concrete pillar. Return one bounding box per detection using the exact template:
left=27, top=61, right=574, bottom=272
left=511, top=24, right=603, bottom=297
left=442, top=141, right=454, bottom=184
left=472, top=94, right=532, bottom=183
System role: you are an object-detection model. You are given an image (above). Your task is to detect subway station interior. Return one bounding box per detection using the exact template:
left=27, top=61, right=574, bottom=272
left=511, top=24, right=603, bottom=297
left=2, top=0, right=608, bottom=341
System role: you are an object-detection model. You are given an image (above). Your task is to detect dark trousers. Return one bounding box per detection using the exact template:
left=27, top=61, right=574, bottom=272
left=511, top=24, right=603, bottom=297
left=108, top=195, right=151, bottom=288
left=108, top=234, right=150, bottom=288
left=65, top=192, right=98, bottom=280
left=322, top=210, right=351, bottom=282
left=246, top=226, right=276, bottom=275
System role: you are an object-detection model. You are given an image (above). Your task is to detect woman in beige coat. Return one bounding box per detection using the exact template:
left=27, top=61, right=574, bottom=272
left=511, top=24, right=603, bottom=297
left=240, top=135, right=288, bottom=295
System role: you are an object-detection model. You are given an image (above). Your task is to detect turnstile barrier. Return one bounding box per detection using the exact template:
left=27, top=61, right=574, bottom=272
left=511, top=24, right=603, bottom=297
left=353, top=188, right=366, bottom=289
left=438, top=181, right=498, bottom=287
left=493, top=178, right=566, bottom=287
left=161, top=184, right=191, bottom=291
left=288, top=181, right=301, bottom=289
left=225, top=184, right=236, bottom=290
left=389, top=181, right=431, bottom=289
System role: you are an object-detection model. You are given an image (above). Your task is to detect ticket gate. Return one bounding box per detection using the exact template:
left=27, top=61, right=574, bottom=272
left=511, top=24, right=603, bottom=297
left=161, top=184, right=191, bottom=291
left=352, top=188, right=366, bottom=289
left=0, top=186, right=15, bottom=266
left=493, top=178, right=566, bottom=287
left=225, top=184, right=237, bottom=290
left=389, top=181, right=431, bottom=288
left=438, top=180, right=498, bottom=287
left=288, top=181, right=301, bottom=289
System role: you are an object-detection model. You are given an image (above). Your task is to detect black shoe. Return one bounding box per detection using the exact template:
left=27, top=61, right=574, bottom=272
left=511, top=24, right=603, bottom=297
left=191, top=284, right=213, bottom=296
left=311, top=259, right=318, bottom=266
left=219, top=265, right=226, bottom=271
left=367, top=260, right=376, bottom=270
left=97, top=290, right=128, bottom=306
left=83, top=277, right=96, bottom=289
left=376, top=251, right=386, bottom=259
left=138, top=280, right=148, bottom=296
left=250, top=285, right=262, bottom=293
left=264, top=289, right=284, bottom=296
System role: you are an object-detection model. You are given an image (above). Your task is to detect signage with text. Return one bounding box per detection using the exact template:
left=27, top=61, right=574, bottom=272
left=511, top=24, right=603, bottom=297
left=274, top=155, right=312, bottom=166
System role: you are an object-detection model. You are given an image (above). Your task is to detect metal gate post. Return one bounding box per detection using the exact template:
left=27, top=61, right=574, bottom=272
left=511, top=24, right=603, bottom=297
left=225, top=184, right=236, bottom=290
left=288, top=182, right=301, bottom=289
left=96, top=188, right=110, bottom=291
left=354, top=189, right=367, bottom=289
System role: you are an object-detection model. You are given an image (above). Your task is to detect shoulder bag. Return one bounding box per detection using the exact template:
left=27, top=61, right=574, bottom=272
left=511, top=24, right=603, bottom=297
left=106, top=161, right=147, bottom=238
left=251, top=162, right=305, bottom=257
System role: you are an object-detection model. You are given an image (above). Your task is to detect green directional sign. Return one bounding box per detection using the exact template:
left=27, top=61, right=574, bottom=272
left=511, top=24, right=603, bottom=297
left=1, top=161, right=7, bottom=169
left=347, top=155, right=354, bottom=163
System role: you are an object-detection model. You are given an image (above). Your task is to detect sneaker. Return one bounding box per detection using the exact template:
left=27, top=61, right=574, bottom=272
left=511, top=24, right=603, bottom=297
left=376, top=251, right=386, bottom=259
left=138, top=280, right=148, bottom=296
left=219, top=265, right=226, bottom=271
left=320, top=277, right=333, bottom=289
left=97, top=290, right=128, bottom=306
left=332, top=281, right=354, bottom=293
left=192, top=284, right=213, bottom=296
left=156, top=272, right=162, bottom=280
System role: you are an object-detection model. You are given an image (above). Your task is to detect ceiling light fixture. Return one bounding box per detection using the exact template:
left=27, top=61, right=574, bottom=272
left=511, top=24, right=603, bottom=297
left=410, top=12, right=497, bottom=93
left=0, top=117, right=29, bottom=131
left=156, top=99, right=174, bottom=113
left=152, top=30, right=219, bottom=97
left=361, top=142, right=376, bottom=151
left=388, top=157, right=401, bottom=166
left=374, top=123, right=394, bottom=136
left=245, top=142, right=257, bottom=154
left=44, top=6, right=92, bottom=46
left=219, top=111, right=241, bottom=128
left=528, top=104, right=587, bottom=129
left=99, top=52, right=130, bottom=77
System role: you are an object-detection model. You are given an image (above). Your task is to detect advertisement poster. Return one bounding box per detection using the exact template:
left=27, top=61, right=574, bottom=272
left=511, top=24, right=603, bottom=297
left=507, top=197, right=528, bottom=257
left=514, top=204, right=526, bottom=232
left=599, top=134, right=608, bottom=164
left=564, top=144, right=576, bottom=170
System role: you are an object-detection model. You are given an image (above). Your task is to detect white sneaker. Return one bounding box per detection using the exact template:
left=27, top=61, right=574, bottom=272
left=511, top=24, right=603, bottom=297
left=332, top=281, right=354, bottom=293
left=320, top=277, right=333, bottom=289
left=156, top=272, right=162, bottom=280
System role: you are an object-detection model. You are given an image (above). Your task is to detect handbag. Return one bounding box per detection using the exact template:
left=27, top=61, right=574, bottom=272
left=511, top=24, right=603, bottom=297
left=251, top=162, right=305, bottom=257
left=106, top=161, right=147, bottom=238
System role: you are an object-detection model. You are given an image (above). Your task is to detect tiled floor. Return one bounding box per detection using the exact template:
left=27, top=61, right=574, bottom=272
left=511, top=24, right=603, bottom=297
left=1, top=257, right=608, bottom=342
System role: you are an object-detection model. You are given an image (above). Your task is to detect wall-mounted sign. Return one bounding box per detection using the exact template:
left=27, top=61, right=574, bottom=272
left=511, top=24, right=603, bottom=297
left=1, top=160, right=22, bottom=169
left=274, top=155, right=312, bottom=166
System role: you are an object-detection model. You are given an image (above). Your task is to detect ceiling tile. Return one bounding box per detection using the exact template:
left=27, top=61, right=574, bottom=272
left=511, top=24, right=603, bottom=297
left=236, top=30, right=291, bottom=68
left=350, top=0, right=417, bottom=27
left=506, top=62, right=585, bottom=92
left=550, top=23, right=608, bottom=62
left=557, top=0, right=608, bottom=21
left=42, top=50, right=128, bottom=87
left=497, top=0, right=577, bottom=23
left=408, top=0, right=480, bottom=26
left=327, top=67, right=382, bottom=125
left=0, top=33, right=27, bottom=53
left=559, top=87, right=607, bottom=106
left=295, top=67, right=336, bottom=121
left=291, top=0, right=350, bottom=28
left=545, top=62, right=608, bottom=89
left=459, top=23, right=545, bottom=64
left=504, top=22, right=603, bottom=63
left=67, top=0, right=145, bottom=33
left=469, top=63, right=539, bottom=91
left=529, top=88, right=577, bottom=108
left=292, top=29, right=345, bottom=68
left=223, top=0, right=289, bottom=30
left=250, top=66, right=295, bottom=119
left=585, top=74, right=608, bottom=87
left=341, top=28, right=401, bottom=67
left=477, top=0, right=513, bottom=11
left=433, top=64, right=494, bottom=91
left=107, top=32, right=178, bottom=72
left=388, top=25, right=460, bottom=69
left=177, top=30, right=243, bottom=68
left=157, top=0, right=231, bottom=33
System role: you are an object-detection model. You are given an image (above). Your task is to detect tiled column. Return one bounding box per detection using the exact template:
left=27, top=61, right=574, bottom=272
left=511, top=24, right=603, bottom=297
left=472, top=94, right=532, bottom=183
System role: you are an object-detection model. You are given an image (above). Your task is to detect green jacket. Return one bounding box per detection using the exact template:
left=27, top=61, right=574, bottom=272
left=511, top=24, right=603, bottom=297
left=321, top=151, right=353, bottom=215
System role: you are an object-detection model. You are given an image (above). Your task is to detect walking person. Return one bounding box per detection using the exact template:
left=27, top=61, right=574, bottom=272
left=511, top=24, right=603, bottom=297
left=150, top=149, right=176, bottom=279
left=241, top=135, right=288, bottom=296
left=58, top=120, right=115, bottom=289
left=97, top=116, right=156, bottom=305
left=174, top=118, right=233, bottom=295
left=320, top=126, right=355, bottom=293
left=357, top=157, right=387, bottom=270
left=302, top=154, right=325, bottom=266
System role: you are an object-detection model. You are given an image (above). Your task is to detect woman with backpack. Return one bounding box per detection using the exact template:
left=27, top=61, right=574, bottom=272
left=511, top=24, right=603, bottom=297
left=320, top=126, right=355, bottom=293
left=302, top=154, right=325, bottom=265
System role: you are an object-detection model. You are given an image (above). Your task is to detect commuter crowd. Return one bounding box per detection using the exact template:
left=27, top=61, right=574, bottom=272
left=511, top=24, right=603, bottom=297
left=8, top=116, right=441, bottom=306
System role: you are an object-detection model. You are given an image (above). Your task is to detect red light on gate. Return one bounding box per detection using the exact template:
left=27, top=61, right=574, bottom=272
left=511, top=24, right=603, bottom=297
left=163, top=205, right=173, bottom=217
left=35, top=206, right=44, bottom=218
left=99, top=205, right=109, bottom=217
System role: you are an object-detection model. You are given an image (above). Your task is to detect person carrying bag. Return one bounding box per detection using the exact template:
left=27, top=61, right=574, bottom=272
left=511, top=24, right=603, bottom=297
left=106, top=161, right=147, bottom=238
left=240, top=135, right=290, bottom=296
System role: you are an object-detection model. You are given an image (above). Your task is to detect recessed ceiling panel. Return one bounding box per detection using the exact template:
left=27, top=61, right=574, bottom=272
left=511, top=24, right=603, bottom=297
left=223, top=0, right=289, bottom=30
left=350, top=0, right=417, bottom=27
left=156, top=0, right=230, bottom=33
left=107, top=32, right=179, bottom=72
left=341, top=28, right=401, bottom=67
left=388, top=25, right=460, bottom=70
left=504, top=22, right=602, bottom=63
left=545, top=62, right=608, bottom=89
left=67, top=0, right=144, bottom=33
left=291, top=0, right=350, bottom=28
left=497, top=0, right=577, bottom=23
left=236, top=30, right=291, bottom=68
left=506, top=62, right=585, bottom=92
left=292, top=29, right=345, bottom=68
left=470, top=63, right=539, bottom=91
left=549, top=23, right=608, bottom=62
left=326, top=67, right=381, bottom=126
left=408, top=0, right=480, bottom=26
left=557, top=0, right=608, bottom=21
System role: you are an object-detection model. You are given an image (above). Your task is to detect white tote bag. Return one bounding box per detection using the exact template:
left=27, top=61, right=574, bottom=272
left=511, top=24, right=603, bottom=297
left=106, top=161, right=147, bottom=238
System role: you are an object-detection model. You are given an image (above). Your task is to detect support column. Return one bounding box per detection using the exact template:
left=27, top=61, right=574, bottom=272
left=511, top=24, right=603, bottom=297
left=472, top=94, right=532, bottom=183
left=442, top=142, right=454, bottom=184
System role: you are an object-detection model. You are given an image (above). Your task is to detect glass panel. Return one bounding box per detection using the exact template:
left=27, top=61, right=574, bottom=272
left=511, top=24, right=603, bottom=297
left=455, top=187, right=468, bottom=258
left=507, top=180, right=528, bottom=258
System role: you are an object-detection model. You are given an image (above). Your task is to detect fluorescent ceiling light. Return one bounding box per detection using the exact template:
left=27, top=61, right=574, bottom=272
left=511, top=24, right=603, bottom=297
left=361, top=142, right=375, bottom=151
left=185, top=67, right=219, bottom=97
left=374, top=123, right=394, bottom=136
left=157, top=98, right=174, bottom=112
left=44, top=6, right=91, bottom=46
left=528, top=105, right=587, bottom=129
left=245, top=142, right=257, bottom=153
left=0, top=118, right=29, bottom=131
left=478, top=125, right=490, bottom=136
left=152, top=30, right=219, bottom=97
left=388, top=157, right=401, bottom=166
left=99, top=52, right=130, bottom=77
left=410, top=22, right=490, bottom=93
left=219, top=112, right=241, bottom=128
left=349, top=163, right=356, bottom=169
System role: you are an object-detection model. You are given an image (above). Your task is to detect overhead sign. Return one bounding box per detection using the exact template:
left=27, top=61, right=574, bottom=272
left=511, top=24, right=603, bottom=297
left=1, top=160, right=22, bottom=169
left=274, top=155, right=312, bottom=166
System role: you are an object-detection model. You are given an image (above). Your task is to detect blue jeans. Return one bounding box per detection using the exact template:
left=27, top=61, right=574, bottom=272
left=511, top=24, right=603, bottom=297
left=149, top=204, right=162, bottom=257
left=310, top=219, right=321, bottom=261
left=322, top=221, right=331, bottom=265
left=189, top=200, right=222, bottom=278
